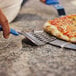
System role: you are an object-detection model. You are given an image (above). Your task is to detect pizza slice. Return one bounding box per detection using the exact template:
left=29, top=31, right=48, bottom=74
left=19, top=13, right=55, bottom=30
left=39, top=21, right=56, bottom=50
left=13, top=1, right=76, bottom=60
left=43, top=15, right=76, bottom=43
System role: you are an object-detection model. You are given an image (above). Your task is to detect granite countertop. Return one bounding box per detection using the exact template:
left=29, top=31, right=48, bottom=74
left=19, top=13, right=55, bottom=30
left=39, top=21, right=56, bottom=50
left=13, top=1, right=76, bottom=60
left=0, top=0, right=76, bottom=76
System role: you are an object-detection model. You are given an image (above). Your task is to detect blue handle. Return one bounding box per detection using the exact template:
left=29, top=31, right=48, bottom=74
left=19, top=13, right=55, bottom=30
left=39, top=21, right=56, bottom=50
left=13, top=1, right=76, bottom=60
left=45, top=0, right=66, bottom=16
left=54, top=4, right=66, bottom=16
left=10, top=28, right=19, bottom=36
left=45, top=0, right=59, bottom=5
left=0, top=26, right=19, bottom=36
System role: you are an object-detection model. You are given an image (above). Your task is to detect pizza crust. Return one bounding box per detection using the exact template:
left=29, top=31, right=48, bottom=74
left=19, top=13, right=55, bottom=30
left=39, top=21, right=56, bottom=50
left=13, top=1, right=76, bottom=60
left=70, top=37, right=76, bottom=43
left=43, top=22, right=76, bottom=43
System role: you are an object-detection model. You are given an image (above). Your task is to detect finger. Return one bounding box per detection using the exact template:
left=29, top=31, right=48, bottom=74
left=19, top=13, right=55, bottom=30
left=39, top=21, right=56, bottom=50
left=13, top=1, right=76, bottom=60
left=0, top=9, right=10, bottom=38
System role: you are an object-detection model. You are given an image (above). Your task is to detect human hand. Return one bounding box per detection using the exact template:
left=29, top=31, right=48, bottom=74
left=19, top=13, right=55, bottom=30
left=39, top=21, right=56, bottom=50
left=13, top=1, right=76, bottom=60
left=0, top=8, right=10, bottom=38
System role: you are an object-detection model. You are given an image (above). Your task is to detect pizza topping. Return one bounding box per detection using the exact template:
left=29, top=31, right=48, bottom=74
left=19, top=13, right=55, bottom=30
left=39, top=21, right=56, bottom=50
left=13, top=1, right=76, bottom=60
left=48, top=15, right=76, bottom=38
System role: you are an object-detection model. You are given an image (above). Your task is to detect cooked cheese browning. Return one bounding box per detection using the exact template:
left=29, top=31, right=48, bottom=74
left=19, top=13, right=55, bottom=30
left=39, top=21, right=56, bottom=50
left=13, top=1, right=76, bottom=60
left=44, top=15, right=76, bottom=43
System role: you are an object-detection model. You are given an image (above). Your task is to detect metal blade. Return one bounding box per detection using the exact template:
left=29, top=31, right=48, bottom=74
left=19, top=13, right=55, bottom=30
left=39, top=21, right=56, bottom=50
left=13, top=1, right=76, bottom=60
left=49, top=39, right=76, bottom=50
left=49, top=39, right=69, bottom=47
left=64, top=43, right=76, bottom=50
left=20, top=31, right=76, bottom=50
left=21, top=32, right=45, bottom=46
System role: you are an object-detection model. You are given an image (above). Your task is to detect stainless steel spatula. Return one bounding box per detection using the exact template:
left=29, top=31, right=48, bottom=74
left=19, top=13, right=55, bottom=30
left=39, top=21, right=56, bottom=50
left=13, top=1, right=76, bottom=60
left=23, top=31, right=76, bottom=50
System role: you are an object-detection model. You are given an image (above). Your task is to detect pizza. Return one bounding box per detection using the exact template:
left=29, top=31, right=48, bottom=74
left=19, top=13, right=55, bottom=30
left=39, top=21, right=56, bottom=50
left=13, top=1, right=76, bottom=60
left=43, top=15, right=76, bottom=43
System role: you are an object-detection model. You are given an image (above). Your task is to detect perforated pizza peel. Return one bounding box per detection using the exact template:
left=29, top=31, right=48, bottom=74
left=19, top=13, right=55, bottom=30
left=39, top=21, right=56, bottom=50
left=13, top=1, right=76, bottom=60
left=22, top=31, right=76, bottom=50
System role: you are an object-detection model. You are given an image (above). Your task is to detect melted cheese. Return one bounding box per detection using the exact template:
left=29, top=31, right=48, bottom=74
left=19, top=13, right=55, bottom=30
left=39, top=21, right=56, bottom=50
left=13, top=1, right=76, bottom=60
left=44, top=15, right=76, bottom=42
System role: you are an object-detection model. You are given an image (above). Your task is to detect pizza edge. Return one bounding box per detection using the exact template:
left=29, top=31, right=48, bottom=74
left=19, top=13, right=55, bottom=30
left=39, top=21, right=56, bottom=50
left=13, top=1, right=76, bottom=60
left=43, top=22, right=76, bottom=43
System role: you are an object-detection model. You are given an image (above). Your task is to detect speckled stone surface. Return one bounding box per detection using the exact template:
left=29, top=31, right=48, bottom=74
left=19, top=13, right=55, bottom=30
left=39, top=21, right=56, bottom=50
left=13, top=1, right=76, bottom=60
left=0, top=0, right=76, bottom=76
